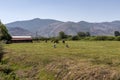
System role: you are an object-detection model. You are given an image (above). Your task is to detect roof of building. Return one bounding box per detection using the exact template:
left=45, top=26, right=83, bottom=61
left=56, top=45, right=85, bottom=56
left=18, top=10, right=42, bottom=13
left=12, top=36, right=32, bottom=40
left=12, top=36, right=32, bottom=38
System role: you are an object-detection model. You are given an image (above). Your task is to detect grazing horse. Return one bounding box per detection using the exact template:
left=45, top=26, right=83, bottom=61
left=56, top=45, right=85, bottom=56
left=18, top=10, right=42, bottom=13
left=62, top=40, right=65, bottom=44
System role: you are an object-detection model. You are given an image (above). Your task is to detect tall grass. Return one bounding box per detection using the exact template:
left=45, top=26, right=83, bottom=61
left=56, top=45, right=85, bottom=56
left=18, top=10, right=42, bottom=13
left=2, top=41, right=120, bottom=80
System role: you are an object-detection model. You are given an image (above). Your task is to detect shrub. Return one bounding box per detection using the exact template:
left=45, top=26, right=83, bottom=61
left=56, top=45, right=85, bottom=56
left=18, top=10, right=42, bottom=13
left=58, top=31, right=67, bottom=40
left=107, top=36, right=115, bottom=41
left=115, top=36, right=120, bottom=41
left=71, top=35, right=79, bottom=40
left=82, top=37, right=91, bottom=40
left=93, top=36, right=108, bottom=41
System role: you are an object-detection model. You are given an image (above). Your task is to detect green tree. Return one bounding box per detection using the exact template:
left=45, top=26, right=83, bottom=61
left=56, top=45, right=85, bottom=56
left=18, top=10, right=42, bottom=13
left=86, top=32, right=91, bottom=37
left=114, top=31, right=120, bottom=37
left=0, top=21, right=11, bottom=41
left=58, top=31, right=67, bottom=39
left=77, top=32, right=86, bottom=37
left=71, top=35, right=79, bottom=40
left=115, top=36, right=120, bottom=41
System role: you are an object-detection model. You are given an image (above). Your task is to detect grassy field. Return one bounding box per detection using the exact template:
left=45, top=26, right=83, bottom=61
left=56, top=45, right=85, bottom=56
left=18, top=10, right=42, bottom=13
left=1, top=41, right=120, bottom=80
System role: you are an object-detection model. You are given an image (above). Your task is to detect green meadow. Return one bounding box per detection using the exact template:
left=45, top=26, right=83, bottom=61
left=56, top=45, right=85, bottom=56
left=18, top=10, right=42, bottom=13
left=1, top=41, right=120, bottom=80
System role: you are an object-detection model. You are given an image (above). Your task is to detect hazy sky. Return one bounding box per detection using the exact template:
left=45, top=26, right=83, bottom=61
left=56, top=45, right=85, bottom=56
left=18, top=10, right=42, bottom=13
left=0, top=0, right=120, bottom=23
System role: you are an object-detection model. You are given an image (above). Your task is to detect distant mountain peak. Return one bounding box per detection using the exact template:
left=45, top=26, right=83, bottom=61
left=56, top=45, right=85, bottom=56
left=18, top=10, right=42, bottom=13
left=78, top=21, right=89, bottom=24
left=112, top=20, right=120, bottom=22
left=6, top=18, right=120, bottom=37
left=31, top=18, right=61, bottom=22
left=32, top=18, right=41, bottom=21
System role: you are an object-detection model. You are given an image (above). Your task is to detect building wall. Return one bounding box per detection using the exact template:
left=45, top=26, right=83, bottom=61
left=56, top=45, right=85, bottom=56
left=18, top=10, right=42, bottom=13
left=11, top=40, right=33, bottom=43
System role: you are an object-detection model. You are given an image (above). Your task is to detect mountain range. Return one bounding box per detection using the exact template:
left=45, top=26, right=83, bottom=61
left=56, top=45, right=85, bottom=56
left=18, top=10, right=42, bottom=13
left=6, top=18, right=120, bottom=37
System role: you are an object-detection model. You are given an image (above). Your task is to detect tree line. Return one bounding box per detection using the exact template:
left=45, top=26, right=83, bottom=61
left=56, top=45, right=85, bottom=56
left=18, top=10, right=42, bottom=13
left=35, top=31, right=120, bottom=41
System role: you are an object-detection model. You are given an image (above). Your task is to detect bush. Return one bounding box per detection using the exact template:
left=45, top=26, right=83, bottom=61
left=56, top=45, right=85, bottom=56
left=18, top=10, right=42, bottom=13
left=82, top=37, right=91, bottom=40
left=71, top=35, right=79, bottom=40
left=93, top=36, right=108, bottom=41
left=90, top=36, right=116, bottom=41
left=115, top=36, right=120, bottom=41
left=107, top=36, right=115, bottom=41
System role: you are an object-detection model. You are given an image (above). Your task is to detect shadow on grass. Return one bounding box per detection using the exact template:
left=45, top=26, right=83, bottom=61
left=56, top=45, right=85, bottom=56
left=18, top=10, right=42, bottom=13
left=0, top=43, right=4, bottom=62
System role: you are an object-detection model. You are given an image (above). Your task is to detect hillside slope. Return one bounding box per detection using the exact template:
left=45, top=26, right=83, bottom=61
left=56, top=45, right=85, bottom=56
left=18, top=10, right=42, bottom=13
left=6, top=18, right=120, bottom=37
